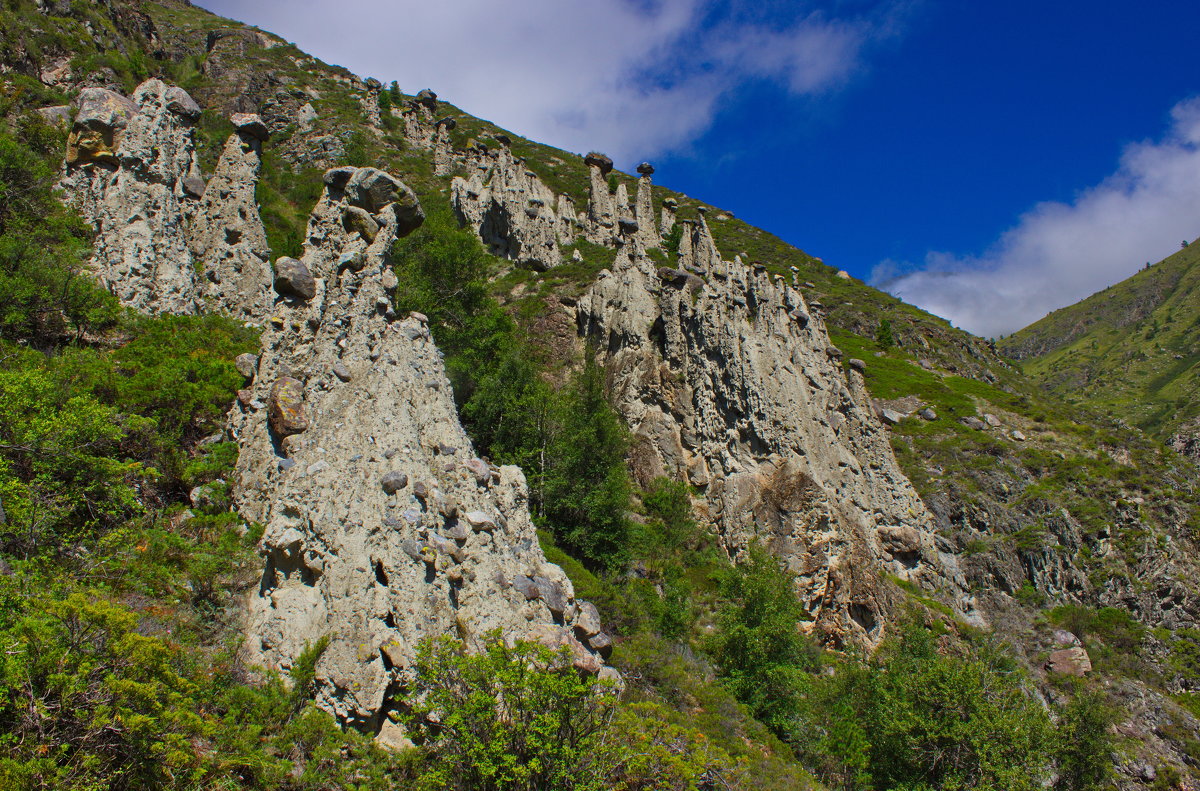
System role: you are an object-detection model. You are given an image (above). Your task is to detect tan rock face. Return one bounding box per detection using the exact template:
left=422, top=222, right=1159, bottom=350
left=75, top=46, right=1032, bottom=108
left=230, top=167, right=605, bottom=730
left=578, top=247, right=976, bottom=646
left=1046, top=646, right=1093, bottom=676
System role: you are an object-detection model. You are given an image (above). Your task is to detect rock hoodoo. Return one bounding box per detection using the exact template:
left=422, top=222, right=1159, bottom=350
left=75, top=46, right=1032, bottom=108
left=190, top=116, right=273, bottom=321
left=60, top=79, right=205, bottom=314
left=230, top=166, right=606, bottom=730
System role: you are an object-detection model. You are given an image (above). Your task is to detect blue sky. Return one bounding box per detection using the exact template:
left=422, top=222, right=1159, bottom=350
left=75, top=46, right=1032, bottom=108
left=198, top=0, right=1200, bottom=336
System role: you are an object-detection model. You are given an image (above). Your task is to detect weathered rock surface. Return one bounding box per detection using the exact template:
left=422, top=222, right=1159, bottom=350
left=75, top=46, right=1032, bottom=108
left=578, top=246, right=975, bottom=646
left=452, top=143, right=563, bottom=270
left=60, top=79, right=204, bottom=314
left=230, top=167, right=603, bottom=730
left=190, top=125, right=273, bottom=321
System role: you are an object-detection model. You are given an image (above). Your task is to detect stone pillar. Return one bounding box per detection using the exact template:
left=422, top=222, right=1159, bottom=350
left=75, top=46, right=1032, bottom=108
left=635, top=162, right=660, bottom=249
left=660, top=197, right=677, bottom=240
left=433, top=117, right=456, bottom=176
left=584, top=151, right=615, bottom=245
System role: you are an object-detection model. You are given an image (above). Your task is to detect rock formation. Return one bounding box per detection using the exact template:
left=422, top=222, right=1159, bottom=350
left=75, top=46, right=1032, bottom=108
left=578, top=247, right=976, bottom=645
left=230, top=166, right=606, bottom=731
left=189, top=114, right=273, bottom=322
left=634, top=162, right=660, bottom=250
left=60, top=79, right=205, bottom=314
left=451, top=141, right=564, bottom=270
left=583, top=151, right=617, bottom=245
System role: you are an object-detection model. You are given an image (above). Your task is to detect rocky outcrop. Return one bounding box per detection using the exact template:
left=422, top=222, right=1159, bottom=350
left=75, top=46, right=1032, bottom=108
left=451, top=142, right=563, bottom=271
left=190, top=118, right=273, bottom=322
left=578, top=247, right=975, bottom=646
left=400, top=89, right=438, bottom=149
left=232, top=166, right=605, bottom=731
left=60, top=79, right=204, bottom=315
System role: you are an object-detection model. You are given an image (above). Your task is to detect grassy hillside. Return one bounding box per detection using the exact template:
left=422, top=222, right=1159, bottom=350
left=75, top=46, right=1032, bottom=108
left=1002, top=239, right=1200, bottom=437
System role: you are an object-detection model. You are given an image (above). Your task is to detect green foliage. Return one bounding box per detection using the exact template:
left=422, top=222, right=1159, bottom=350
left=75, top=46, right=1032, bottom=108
left=662, top=220, right=683, bottom=254
left=875, top=317, right=895, bottom=348
left=793, top=623, right=1057, bottom=791
left=0, top=348, right=143, bottom=558
left=402, top=635, right=619, bottom=791
left=709, top=544, right=818, bottom=733
left=1054, top=690, right=1117, bottom=791
left=0, top=125, right=120, bottom=348
left=402, top=634, right=744, bottom=791
left=541, top=349, right=632, bottom=569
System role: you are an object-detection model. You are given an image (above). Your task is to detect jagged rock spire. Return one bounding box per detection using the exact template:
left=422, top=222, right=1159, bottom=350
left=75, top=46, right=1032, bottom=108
left=634, top=162, right=661, bottom=250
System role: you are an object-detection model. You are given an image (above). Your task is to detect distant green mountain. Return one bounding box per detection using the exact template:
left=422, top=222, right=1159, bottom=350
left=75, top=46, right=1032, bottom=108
left=1002, top=239, right=1200, bottom=438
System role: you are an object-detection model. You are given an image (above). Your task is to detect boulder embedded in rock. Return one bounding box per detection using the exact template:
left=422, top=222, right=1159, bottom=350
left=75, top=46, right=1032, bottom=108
left=66, top=88, right=139, bottom=165
left=636, top=162, right=655, bottom=175
left=848, top=358, right=866, bottom=373
left=380, top=471, right=408, bottom=494
left=342, top=205, right=379, bottom=241
left=332, top=361, right=352, bottom=382
left=163, top=86, right=202, bottom=120
left=415, top=89, right=438, bottom=109
left=346, top=167, right=404, bottom=213
left=274, top=256, right=317, bottom=301
left=181, top=175, right=206, bottom=198
left=574, top=601, right=602, bottom=637
left=235, top=353, right=258, bottom=379
left=267, top=377, right=308, bottom=437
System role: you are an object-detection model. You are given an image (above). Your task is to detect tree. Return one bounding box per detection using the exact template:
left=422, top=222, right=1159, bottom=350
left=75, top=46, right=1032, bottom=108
left=875, top=318, right=895, bottom=349
left=541, top=349, right=632, bottom=570
left=1054, top=690, right=1116, bottom=791
left=708, top=544, right=818, bottom=733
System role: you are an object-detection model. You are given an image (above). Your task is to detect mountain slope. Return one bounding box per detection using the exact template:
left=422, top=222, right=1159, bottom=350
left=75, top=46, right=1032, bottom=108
left=4, top=0, right=1200, bottom=787
left=1002, top=239, right=1200, bottom=441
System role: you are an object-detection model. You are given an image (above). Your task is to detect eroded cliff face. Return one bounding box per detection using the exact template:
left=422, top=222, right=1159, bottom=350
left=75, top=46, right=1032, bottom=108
left=579, top=244, right=976, bottom=645
left=51, top=78, right=610, bottom=735
left=451, top=141, right=563, bottom=271
left=224, top=165, right=607, bottom=733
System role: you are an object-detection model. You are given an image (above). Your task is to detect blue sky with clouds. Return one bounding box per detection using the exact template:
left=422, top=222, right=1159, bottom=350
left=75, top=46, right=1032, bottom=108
left=199, top=0, right=1200, bottom=337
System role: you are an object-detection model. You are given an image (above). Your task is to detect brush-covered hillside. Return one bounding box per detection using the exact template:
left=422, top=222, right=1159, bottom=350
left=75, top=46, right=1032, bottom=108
left=2, top=1, right=1200, bottom=789
left=1002, top=238, right=1200, bottom=452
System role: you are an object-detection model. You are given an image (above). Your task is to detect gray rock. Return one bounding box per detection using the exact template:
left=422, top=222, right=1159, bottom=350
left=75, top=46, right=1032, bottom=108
left=346, top=167, right=403, bottom=213
left=1011, top=429, right=1027, bottom=441
left=880, top=409, right=904, bottom=426
left=415, top=88, right=438, bottom=109
left=983, top=413, right=1002, bottom=428
left=534, top=576, right=568, bottom=614
left=380, top=471, right=408, bottom=494
left=848, top=358, right=866, bottom=373
left=235, top=353, right=258, bottom=380
left=323, top=166, right=356, bottom=190
left=35, top=105, right=71, bottom=128
left=181, top=175, right=206, bottom=199
left=574, top=601, right=602, bottom=637
left=274, top=256, right=317, bottom=301
left=464, top=458, right=491, bottom=485
left=962, top=417, right=988, bottom=431
left=66, top=87, right=139, bottom=165
left=636, top=162, right=655, bottom=175
left=230, top=112, right=269, bottom=141
left=163, top=86, right=201, bottom=120
left=587, top=631, right=613, bottom=659
left=513, top=575, right=541, bottom=600
left=342, top=205, right=380, bottom=241
left=332, top=361, right=352, bottom=382
left=918, top=408, right=937, bottom=421
left=412, top=481, right=430, bottom=499
left=618, top=218, right=639, bottom=235
left=1046, top=646, right=1092, bottom=676
left=464, top=510, right=496, bottom=531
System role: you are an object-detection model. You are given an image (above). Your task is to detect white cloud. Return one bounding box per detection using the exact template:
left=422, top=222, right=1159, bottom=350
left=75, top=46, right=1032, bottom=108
left=196, top=0, right=892, bottom=165
left=876, top=97, right=1200, bottom=338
